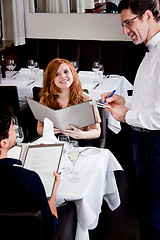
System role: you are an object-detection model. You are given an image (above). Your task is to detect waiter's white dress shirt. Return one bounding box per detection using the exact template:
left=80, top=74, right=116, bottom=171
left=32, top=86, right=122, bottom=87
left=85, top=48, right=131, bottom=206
left=125, top=32, right=160, bottom=130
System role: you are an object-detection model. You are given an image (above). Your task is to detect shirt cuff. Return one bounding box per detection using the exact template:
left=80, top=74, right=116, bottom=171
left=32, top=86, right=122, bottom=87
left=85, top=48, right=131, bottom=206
left=125, top=109, right=138, bottom=126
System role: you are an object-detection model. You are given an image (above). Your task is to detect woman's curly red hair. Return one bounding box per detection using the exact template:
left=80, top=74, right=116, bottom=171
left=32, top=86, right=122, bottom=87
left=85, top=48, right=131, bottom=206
left=39, top=58, right=85, bottom=110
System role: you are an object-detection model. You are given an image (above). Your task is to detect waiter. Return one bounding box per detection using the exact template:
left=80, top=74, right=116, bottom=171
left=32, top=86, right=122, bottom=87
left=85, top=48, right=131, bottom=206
left=101, top=0, right=160, bottom=239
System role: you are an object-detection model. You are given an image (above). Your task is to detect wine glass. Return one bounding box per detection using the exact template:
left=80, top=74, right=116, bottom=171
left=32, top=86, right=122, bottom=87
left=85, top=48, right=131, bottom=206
left=33, top=61, right=39, bottom=80
left=15, top=127, right=24, bottom=144
left=6, top=60, right=16, bottom=79
left=12, top=116, right=19, bottom=130
left=97, top=64, right=104, bottom=80
left=68, top=140, right=80, bottom=183
left=71, top=61, right=79, bottom=71
left=58, top=134, right=71, bottom=174
left=92, top=61, right=100, bottom=77
left=28, top=59, right=35, bottom=80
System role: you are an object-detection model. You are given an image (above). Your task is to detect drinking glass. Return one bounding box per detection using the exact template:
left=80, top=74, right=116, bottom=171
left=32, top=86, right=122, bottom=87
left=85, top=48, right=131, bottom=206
left=58, top=134, right=71, bottom=174
left=6, top=60, right=16, bottom=79
left=68, top=140, right=80, bottom=183
left=12, top=116, right=19, bottom=130
left=33, top=61, right=39, bottom=80
left=71, top=61, right=79, bottom=71
left=92, top=61, right=100, bottom=77
left=15, top=127, right=24, bottom=144
left=97, top=64, right=104, bottom=80
left=28, top=59, right=35, bottom=79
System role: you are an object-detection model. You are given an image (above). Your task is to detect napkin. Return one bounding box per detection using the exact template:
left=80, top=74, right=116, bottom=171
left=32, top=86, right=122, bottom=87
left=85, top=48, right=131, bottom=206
left=42, top=117, right=58, bottom=143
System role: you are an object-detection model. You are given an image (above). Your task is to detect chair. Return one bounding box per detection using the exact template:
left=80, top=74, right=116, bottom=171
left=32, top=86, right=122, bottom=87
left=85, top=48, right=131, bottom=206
left=0, top=202, right=77, bottom=240
left=33, top=86, right=42, bottom=102
left=91, top=106, right=107, bottom=148
left=0, top=86, right=29, bottom=141
left=0, top=86, right=21, bottom=123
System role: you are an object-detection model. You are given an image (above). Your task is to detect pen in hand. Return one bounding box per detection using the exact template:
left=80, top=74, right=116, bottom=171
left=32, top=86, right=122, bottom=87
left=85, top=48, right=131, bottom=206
left=103, top=90, right=116, bottom=104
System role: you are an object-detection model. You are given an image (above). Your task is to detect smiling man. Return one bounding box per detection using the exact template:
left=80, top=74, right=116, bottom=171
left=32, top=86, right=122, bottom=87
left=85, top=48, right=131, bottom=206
left=101, top=0, right=160, bottom=239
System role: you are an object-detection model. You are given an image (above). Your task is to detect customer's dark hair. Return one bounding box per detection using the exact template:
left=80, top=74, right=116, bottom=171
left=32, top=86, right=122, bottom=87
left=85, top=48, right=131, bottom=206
left=118, top=0, right=160, bottom=22
left=0, top=101, right=13, bottom=142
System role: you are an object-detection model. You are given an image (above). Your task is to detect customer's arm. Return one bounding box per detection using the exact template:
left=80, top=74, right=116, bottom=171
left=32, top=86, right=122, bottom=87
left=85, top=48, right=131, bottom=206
left=48, top=172, right=60, bottom=218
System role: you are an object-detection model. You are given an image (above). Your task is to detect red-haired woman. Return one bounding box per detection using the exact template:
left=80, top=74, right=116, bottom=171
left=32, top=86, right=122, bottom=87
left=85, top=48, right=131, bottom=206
left=37, top=58, right=101, bottom=145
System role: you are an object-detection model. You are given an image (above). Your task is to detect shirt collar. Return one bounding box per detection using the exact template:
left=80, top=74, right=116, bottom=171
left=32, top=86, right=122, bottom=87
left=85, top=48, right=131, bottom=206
left=146, top=32, right=160, bottom=52
left=0, top=158, right=22, bottom=167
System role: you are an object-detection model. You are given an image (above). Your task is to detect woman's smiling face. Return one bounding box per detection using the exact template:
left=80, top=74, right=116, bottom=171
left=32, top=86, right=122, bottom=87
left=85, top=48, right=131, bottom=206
left=54, top=62, right=73, bottom=90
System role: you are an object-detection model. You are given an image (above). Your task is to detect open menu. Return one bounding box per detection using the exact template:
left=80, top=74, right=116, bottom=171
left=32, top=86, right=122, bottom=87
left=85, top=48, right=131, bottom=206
left=26, top=97, right=96, bottom=131
left=8, top=143, right=63, bottom=199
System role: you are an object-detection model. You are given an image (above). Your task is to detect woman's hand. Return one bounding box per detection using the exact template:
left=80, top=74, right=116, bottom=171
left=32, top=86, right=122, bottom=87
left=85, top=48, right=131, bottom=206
left=54, top=127, right=61, bottom=135
left=63, top=125, right=84, bottom=139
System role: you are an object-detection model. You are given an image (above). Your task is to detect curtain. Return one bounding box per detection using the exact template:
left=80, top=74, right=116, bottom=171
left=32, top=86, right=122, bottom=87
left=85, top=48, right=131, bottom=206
left=46, top=0, right=70, bottom=13
left=76, top=0, right=85, bottom=13
left=12, top=0, right=25, bottom=46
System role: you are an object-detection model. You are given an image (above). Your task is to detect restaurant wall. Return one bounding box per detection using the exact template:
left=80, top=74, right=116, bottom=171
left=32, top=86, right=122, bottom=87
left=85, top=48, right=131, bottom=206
left=24, top=0, right=130, bottom=41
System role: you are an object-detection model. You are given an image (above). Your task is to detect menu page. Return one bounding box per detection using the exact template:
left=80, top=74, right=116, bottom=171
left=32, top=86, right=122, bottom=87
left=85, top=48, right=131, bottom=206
left=23, top=144, right=63, bottom=198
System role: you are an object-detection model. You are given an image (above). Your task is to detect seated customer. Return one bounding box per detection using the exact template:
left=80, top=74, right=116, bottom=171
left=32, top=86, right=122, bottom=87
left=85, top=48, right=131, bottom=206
left=37, top=58, right=101, bottom=145
left=0, top=101, right=60, bottom=240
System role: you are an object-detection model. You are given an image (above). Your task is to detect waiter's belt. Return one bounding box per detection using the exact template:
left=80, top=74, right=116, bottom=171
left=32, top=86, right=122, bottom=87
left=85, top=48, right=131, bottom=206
left=131, top=126, right=160, bottom=133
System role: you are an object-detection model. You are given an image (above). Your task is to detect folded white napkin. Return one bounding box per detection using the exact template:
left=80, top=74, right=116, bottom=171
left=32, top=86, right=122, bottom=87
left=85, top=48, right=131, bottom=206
left=42, top=117, right=58, bottom=143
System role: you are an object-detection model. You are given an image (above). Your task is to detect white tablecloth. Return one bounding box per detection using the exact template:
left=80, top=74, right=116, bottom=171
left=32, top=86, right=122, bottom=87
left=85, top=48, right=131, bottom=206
left=78, top=71, right=133, bottom=133
left=0, top=70, right=43, bottom=104
left=26, top=136, right=123, bottom=240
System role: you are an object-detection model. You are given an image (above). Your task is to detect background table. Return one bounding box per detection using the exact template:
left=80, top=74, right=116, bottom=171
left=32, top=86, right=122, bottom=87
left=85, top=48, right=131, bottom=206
left=78, top=71, right=133, bottom=133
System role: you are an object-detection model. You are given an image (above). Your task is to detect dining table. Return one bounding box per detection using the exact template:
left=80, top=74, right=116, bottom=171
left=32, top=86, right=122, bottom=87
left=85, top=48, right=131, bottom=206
left=8, top=129, right=123, bottom=240
left=0, top=69, right=133, bottom=133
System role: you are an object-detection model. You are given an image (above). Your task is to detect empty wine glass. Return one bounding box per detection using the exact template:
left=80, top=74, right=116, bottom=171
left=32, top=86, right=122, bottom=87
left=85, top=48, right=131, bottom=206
left=33, top=61, right=39, bottom=80
left=6, top=60, right=16, bottom=79
left=92, top=61, right=100, bottom=77
left=68, top=140, right=80, bottom=183
left=12, top=116, right=19, bottom=130
left=15, top=127, right=24, bottom=144
left=71, top=61, right=79, bottom=71
left=97, top=64, right=104, bottom=80
left=28, top=59, right=35, bottom=80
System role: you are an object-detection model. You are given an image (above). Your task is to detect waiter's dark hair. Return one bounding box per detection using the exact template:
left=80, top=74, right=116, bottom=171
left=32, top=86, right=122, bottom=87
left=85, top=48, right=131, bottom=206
left=118, top=0, right=160, bottom=22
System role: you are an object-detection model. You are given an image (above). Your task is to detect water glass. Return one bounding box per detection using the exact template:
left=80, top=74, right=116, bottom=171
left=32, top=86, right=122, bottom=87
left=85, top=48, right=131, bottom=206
left=15, top=127, right=24, bottom=144
left=58, top=134, right=70, bottom=174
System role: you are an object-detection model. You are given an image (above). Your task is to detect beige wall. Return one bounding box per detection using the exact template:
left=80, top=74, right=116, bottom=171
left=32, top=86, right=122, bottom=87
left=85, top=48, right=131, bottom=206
left=24, top=0, right=130, bottom=41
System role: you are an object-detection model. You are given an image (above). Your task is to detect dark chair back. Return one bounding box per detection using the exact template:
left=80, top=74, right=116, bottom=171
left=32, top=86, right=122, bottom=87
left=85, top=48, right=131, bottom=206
left=33, top=86, right=42, bottom=102
left=0, top=202, right=77, bottom=240
left=91, top=106, right=107, bottom=148
left=0, top=211, right=44, bottom=240
left=0, top=86, right=21, bottom=121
